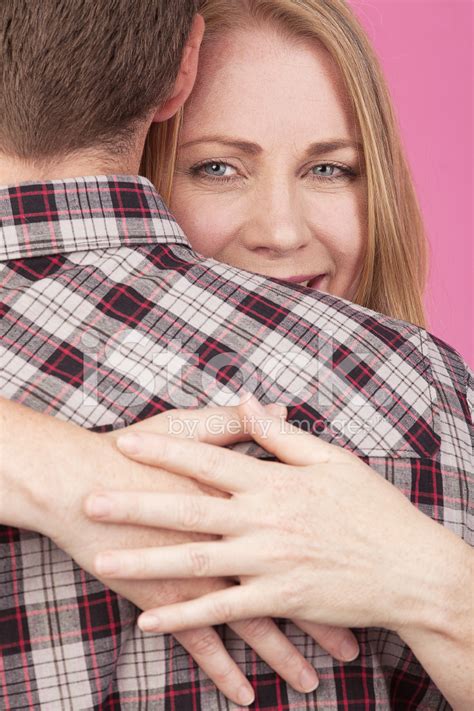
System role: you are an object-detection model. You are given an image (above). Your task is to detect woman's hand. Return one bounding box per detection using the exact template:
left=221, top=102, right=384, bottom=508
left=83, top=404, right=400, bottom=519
left=85, top=395, right=450, bottom=639
left=115, top=403, right=362, bottom=698
left=1, top=397, right=359, bottom=706
left=99, top=402, right=362, bottom=700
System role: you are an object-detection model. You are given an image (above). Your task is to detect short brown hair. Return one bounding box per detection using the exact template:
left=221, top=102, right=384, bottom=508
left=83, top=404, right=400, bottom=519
left=0, top=0, right=200, bottom=160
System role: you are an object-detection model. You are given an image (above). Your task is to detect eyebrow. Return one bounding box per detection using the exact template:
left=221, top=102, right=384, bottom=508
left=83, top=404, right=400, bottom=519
left=304, top=139, right=362, bottom=157
left=179, top=135, right=362, bottom=157
left=180, top=136, right=262, bottom=155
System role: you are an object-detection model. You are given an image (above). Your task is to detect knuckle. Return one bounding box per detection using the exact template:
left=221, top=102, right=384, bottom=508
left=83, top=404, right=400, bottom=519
left=188, top=546, right=210, bottom=577
left=197, top=447, right=222, bottom=482
left=181, top=632, right=236, bottom=684
left=312, top=624, right=343, bottom=649
left=236, top=616, right=273, bottom=640
left=178, top=497, right=203, bottom=529
left=213, top=598, right=233, bottom=624
left=211, top=661, right=238, bottom=684
left=184, top=629, right=220, bottom=657
left=274, top=642, right=301, bottom=670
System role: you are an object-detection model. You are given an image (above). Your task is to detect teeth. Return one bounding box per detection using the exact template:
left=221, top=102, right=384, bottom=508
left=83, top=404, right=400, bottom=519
left=306, top=275, right=324, bottom=288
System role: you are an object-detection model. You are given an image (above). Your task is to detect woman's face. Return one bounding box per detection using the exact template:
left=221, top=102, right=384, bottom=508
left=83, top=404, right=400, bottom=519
left=171, top=25, right=367, bottom=299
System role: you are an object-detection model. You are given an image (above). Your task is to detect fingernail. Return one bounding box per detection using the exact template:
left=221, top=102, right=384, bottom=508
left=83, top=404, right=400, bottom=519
left=86, top=495, right=112, bottom=518
left=139, top=614, right=161, bottom=632
left=340, top=638, right=359, bottom=661
left=95, top=553, right=119, bottom=575
left=299, top=666, right=319, bottom=692
left=237, top=686, right=255, bottom=706
left=116, top=433, right=141, bottom=454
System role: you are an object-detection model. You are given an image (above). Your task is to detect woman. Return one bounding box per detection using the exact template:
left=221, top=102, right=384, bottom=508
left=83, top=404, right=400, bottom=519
left=2, top=0, right=471, bottom=708
left=80, top=0, right=470, bottom=707
left=141, top=0, right=429, bottom=327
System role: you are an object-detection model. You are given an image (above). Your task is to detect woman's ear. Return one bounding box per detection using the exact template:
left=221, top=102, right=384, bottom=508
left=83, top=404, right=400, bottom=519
left=152, top=14, right=205, bottom=123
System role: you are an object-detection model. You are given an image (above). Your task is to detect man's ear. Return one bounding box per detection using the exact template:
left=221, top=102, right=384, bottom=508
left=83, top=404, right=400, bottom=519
left=152, top=14, right=205, bottom=123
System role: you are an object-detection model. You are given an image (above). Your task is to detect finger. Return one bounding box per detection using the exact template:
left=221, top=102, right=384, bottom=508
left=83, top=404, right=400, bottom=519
left=93, top=541, right=260, bottom=579
left=138, top=585, right=266, bottom=632
left=230, top=618, right=319, bottom=694
left=115, top=431, right=268, bottom=493
left=131, top=402, right=286, bottom=447
left=84, top=491, right=245, bottom=535
left=174, top=627, right=255, bottom=706
left=190, top=402, right=286, bottom=446
left=292, top=619, right=360, bottom=663
left=238, top=394, right=340, bottom=465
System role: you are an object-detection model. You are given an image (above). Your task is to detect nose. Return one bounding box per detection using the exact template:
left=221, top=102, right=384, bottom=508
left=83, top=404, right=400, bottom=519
left=241, top=178, right=311, bottom=257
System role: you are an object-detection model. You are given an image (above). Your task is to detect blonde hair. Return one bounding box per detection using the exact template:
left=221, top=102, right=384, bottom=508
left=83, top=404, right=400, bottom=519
left=140, top=0, right=429, bottom=328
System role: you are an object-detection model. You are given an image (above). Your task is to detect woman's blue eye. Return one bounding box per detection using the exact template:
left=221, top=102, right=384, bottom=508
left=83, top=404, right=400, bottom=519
left=312, top=164, right=337, bottom=177
left=203, top=162, right=231, bottom=177
left=189, top=161, right=239, bottom=182
left=309, top=163, right=354, bottom=182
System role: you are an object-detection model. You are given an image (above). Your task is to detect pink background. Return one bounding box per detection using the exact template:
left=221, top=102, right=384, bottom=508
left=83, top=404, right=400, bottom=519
left=349, top=0, right=473, bottom=368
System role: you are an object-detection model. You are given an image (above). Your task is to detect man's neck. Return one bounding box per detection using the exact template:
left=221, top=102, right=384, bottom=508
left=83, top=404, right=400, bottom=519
left=0, top=116, right=155, bottom=186
left=0, top=150, right=142, bottom=187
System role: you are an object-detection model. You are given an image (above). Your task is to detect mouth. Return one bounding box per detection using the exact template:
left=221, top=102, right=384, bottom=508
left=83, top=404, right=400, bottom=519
left=276, top=273, right=329, bottom=291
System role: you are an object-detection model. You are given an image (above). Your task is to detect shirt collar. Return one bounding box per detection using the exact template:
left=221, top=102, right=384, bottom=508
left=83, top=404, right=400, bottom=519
left=0, top=174, right=192, bottom=260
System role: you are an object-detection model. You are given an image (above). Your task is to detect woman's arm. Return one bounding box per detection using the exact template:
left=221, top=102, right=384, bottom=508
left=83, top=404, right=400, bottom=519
left=0, top=397, right=255, bottom=705
left=85, top=395, right=473, bottom=710
left=0, top=396, right=360, bottom=703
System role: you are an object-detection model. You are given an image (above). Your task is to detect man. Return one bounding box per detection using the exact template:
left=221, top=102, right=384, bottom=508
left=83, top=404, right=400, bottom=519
left=0, top=1, right=472, bottom=709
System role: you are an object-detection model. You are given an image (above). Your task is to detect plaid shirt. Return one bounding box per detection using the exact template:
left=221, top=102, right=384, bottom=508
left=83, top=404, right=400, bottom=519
left=0, top=175, right=472, bottom=711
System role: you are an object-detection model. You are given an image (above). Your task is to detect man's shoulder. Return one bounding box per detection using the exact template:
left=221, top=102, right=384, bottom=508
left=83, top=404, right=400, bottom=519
left=194, top=254, right=448, bottom=369
left=422, top=329, right=472, bottom=378
left=5, top=231, right=467, bottom=384
left=4, top=228, right=472, bottom=431
left=213, top=255, right=472, bottom=383
left=419, top=329, right=473, bottom=422
left=188, top=251, right=421, bottom=334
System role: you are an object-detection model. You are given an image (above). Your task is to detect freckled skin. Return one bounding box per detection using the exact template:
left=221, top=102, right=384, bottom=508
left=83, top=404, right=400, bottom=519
left=171, top=25, right=367, bottom=299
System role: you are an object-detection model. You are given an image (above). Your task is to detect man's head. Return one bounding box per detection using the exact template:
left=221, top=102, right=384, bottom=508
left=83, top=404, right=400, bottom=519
left=0, top=0, right=203, bottom=177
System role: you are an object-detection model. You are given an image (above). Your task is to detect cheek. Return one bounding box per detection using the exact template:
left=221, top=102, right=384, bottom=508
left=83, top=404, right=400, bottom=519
left=170, top=185, right=241, bottom=258
left=307, top=189, right=367, bottom=270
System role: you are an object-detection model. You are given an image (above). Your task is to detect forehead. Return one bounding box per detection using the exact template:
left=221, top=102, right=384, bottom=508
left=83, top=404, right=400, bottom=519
left=181, top=24, right=357, bottom=144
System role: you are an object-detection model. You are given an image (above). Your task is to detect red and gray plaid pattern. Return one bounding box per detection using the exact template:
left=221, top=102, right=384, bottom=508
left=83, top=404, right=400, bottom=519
left=0, top=175, right=472, bottom=710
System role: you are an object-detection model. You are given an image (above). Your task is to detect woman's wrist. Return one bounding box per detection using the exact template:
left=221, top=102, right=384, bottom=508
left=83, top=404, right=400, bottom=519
left=394, top=519, right=473, bottom=710
left=0, top=397, right=97, bottom=536
left=0, top=398, right=64, bottom=533
left=393, top=511, right=472, bottom=641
